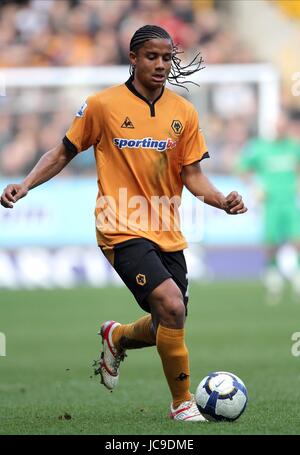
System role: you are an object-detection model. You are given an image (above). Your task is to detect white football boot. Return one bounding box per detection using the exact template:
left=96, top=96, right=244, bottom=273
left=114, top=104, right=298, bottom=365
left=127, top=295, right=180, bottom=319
left=93, top=320, right=126, bottom=390
left=170, top=395, right=207, bottom=422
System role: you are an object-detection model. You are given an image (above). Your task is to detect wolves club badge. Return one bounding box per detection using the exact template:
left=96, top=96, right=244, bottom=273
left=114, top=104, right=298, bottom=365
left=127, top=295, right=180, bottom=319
left=136, top=274, right=146, bottom=286
left=171, top=120, right=183, bottom=134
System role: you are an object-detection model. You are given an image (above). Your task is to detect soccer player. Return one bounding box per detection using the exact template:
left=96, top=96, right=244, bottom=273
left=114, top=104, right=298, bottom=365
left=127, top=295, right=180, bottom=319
left=1, top=25, right=247, bottom=421
left=237, top=111, right=300, bottom=303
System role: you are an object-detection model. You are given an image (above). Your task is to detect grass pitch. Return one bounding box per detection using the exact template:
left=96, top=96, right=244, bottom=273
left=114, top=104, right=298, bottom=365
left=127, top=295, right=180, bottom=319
left=0, top=282, right=300, bottom=435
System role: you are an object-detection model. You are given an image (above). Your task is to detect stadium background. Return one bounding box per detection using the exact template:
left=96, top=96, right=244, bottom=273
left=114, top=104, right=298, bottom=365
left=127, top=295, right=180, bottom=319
left=0, top=0, right=300, bottom=286
left=1, top=0, right=300, bottom=436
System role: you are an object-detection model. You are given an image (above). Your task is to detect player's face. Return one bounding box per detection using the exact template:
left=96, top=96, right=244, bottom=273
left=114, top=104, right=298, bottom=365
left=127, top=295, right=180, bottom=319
left=130, top=39, right=173, bottom=92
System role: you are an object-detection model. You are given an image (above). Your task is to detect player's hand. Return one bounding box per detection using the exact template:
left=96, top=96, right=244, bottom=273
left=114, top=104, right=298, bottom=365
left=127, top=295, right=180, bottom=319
left=0, top=183, right=28, bottom=208
left=223, top=191, right=247, bottom=215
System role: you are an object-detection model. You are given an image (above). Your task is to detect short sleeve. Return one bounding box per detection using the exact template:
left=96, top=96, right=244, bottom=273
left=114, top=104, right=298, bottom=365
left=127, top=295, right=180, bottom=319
left=64, top=95, right=101, bottom=153
left=182, top=107, right=209, bottom=166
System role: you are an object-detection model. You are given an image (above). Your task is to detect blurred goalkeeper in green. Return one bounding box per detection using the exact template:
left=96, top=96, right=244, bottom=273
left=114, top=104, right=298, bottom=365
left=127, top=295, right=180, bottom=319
left=237, top=110, right=300, bottom=302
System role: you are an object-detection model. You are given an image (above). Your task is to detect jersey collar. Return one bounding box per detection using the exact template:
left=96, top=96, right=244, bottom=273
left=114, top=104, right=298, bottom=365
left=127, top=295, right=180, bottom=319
left=125, top=76, right=164, bottom=117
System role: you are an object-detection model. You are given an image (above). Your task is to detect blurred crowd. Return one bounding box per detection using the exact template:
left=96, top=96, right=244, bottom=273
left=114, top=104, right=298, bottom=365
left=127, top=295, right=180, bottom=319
left=0, top=0, right=254, bottom=68
left=0, top=0, right=275, bottom=178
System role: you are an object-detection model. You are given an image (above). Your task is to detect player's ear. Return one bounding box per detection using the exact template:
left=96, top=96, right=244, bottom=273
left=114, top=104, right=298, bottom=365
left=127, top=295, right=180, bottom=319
left=129, top=51, right=137, bottom=67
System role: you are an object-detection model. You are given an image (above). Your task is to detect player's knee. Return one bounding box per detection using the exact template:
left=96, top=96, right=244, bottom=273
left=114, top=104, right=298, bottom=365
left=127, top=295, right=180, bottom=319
left=162, top=298, right=185, bottom=328
left=150, top=285, right=185, bottom=329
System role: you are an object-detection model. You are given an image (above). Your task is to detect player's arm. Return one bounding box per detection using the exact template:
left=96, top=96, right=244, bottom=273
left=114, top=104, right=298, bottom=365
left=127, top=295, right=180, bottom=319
left=181, top=161, right=247, bottom=215
left=0, top=143, right=76, bottom=209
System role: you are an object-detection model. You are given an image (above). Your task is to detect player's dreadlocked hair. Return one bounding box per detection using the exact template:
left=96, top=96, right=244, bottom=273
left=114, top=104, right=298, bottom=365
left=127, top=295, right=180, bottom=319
left=129, top=25, right=204, bottom=90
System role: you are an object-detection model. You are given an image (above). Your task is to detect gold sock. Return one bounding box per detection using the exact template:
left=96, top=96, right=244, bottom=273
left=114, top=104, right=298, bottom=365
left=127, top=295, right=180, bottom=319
left=112, top=315, right=156, bottom=350
left=156, top=324, right=191, bottom=408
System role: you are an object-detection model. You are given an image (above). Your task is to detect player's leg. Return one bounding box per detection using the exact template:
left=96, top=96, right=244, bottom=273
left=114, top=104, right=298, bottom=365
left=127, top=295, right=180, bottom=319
left=94, top=239, right=172, bottom=389
left=106, top=239, right=170, bottom=351
left=147, top=250, right=205, bottom=420
left=147, top=249, right=190, bottom=406
left=285, top=206, right=300, bottom=298
left=147, top=277, right=205, bottom=421
left=112, top=314, right=156, bottom=350
left=263, top=204, right=284, bottom=304
left=96, top=240, right=205, bottom=420
left=147, top=278, right=189, bottom=403
left=264, top=244, right=284, bottom=304
left=291, top=242, right=300, bottom=299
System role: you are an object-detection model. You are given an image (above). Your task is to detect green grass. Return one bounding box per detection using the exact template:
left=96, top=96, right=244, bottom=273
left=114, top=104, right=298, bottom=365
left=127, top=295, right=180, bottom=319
left=0, top=282, right=300, bottom=435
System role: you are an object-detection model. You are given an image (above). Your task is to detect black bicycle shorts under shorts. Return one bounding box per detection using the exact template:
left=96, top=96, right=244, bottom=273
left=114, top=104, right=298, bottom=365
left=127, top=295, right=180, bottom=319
left=108, top=238, right=189, bottom=314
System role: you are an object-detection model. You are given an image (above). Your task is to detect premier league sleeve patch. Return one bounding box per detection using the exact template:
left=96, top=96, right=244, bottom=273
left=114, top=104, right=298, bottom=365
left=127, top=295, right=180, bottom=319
left=76, top=101, right=88, bottom=118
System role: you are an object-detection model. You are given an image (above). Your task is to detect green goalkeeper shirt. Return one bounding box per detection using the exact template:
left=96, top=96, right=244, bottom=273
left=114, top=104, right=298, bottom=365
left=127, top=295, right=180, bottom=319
left=238, top=137, right=300, bottom=203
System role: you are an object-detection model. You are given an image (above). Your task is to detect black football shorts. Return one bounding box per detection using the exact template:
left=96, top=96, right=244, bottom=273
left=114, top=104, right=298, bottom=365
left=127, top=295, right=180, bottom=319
left=111, top=238, right=189, bottom=313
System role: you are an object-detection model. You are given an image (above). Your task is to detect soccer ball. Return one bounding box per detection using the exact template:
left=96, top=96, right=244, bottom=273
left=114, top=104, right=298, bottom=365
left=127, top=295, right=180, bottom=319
left=195, top=371, right=248, bottom=421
